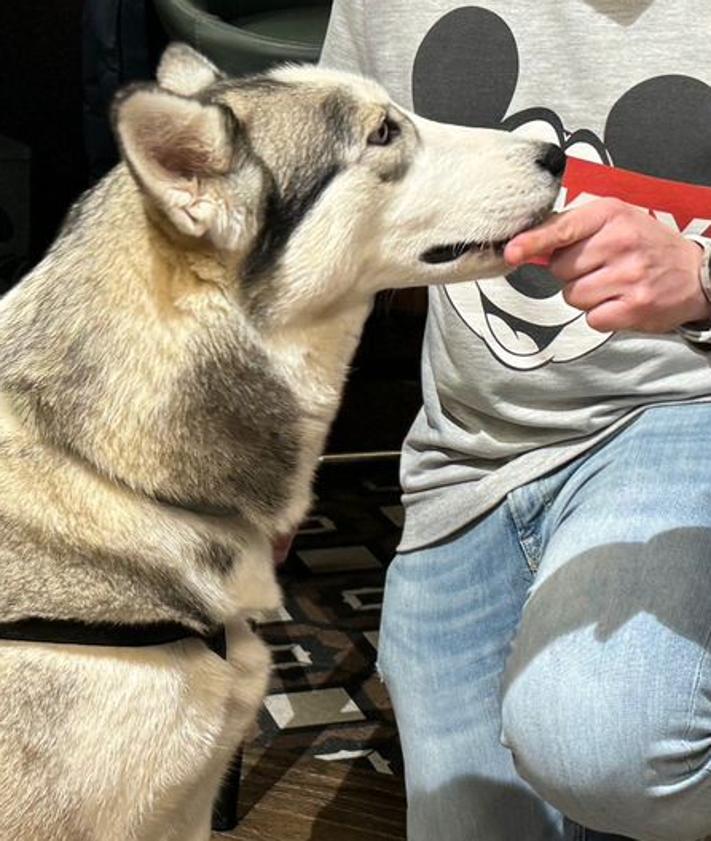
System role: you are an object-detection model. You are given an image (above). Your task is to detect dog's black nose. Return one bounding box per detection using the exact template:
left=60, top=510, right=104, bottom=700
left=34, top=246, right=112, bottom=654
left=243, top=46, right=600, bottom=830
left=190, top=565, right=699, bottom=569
left=537, top=143, right=566, bottom=177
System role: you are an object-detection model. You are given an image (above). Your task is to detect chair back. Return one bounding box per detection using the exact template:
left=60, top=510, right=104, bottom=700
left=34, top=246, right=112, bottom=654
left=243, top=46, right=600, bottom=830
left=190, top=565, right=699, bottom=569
left=208, top=0, right=331, bottom=18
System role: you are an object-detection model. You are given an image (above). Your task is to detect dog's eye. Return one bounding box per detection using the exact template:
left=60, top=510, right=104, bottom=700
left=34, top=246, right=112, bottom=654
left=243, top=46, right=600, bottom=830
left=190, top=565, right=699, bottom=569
left=367, top=117, right=400, bottom=146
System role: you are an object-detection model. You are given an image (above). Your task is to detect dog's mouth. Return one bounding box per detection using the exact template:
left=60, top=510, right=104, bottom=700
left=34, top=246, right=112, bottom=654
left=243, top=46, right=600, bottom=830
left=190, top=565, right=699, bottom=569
left=420, top=210, right=552, bottom=266
left=420, top=238, right=509, bottom=264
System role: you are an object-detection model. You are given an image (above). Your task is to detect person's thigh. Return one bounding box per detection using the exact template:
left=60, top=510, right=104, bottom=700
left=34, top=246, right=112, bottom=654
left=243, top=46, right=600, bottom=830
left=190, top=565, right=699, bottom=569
left=379, top=503, right=564, bottom=841
left=501, top=402, right=711, bottom=841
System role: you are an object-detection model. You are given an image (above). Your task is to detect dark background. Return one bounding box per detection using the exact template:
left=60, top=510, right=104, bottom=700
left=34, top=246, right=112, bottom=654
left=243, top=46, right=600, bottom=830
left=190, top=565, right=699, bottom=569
left=1, top=1, right=87, bottom=276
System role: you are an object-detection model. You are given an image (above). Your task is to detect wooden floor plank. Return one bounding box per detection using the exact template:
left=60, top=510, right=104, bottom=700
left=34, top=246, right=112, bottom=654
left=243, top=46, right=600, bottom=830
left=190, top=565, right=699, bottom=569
left=213, top=748, right=406, bottom=840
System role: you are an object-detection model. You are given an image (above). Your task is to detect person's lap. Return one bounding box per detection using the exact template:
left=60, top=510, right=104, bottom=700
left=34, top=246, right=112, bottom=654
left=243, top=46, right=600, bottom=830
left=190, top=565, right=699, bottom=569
left=380, top=402, right=711, bottom=841
left=379, top=485, right=559, bottom=840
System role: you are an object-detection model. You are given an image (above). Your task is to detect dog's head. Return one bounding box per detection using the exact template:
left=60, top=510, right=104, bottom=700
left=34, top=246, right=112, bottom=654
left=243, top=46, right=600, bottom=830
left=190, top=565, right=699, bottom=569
left=112, top=44, right=563, bottom=318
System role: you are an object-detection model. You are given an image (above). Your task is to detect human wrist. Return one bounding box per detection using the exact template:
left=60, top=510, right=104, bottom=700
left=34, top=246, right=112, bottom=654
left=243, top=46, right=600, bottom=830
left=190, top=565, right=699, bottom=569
left=677, top=235, right=711, bottom=343
left=684, top=236, right=711, bottom=321
left=684, top=234, right=711, bottom=322
left=676, top=234, right=711, bottom=346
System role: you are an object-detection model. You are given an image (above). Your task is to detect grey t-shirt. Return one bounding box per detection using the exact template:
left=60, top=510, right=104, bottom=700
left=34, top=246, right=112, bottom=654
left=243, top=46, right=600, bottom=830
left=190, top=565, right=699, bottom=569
left=321, top=0, right=711, bottom=551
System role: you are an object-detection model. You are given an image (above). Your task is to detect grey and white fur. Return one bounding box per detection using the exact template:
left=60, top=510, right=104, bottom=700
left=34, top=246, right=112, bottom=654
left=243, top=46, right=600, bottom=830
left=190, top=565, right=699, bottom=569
left=0, top=44, right=562, bottom=841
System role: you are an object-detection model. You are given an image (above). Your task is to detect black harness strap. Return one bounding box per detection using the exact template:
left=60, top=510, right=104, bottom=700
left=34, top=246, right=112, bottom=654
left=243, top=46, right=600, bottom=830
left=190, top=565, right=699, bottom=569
left=0, top=618, right=227, bottom=659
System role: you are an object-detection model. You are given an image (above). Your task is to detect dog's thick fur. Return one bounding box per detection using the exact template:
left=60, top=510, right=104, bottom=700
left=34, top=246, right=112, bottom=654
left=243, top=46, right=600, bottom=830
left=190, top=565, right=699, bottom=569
left=0, top=45, right=561, bottom=840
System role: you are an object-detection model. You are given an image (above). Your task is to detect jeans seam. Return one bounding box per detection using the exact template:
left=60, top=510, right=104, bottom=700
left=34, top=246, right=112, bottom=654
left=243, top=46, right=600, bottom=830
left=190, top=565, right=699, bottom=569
left=680, top=620, right=711, bottom=776
left=506, top=495, right=540, bottom=575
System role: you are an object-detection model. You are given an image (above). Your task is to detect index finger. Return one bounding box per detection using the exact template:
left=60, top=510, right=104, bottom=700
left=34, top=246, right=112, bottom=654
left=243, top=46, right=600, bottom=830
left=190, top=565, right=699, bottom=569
left=504, top=201, right=613, bottom=266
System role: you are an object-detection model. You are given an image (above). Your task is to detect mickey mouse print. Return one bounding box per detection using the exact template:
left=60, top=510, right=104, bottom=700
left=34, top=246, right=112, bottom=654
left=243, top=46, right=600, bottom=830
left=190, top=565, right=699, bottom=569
left=413, top=5, right=711, bottom=370
left=320, top=0, right=711, bottom=549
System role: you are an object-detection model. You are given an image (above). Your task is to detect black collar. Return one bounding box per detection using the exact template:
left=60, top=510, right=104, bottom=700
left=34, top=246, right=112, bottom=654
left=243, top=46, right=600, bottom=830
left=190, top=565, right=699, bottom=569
left=0, top=617, right=227, bottom=659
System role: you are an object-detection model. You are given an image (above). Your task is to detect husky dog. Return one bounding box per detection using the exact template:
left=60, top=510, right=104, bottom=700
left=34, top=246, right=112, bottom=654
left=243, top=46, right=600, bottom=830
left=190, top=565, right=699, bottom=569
left=0, top=44, right=563, bottom=841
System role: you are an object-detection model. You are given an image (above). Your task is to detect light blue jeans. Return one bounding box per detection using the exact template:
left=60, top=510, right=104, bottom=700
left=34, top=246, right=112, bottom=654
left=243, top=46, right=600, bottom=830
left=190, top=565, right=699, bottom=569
left=379, top=403, right=711, bottom=841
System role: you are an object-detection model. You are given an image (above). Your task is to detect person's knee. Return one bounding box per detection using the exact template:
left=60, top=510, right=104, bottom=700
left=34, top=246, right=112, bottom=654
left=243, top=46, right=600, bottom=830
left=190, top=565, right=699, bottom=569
left=501, top=662, right=711, bottom=841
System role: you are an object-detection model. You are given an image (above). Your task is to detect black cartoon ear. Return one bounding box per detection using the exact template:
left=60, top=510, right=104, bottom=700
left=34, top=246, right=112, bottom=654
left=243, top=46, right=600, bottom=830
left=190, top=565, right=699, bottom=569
left=412, top=6, right=519, bottom=127
left=157, top=43, right=225, bottom=96
left=112, top=85, right=238, bottom=242
left=605, top=75, right=711, bottom=187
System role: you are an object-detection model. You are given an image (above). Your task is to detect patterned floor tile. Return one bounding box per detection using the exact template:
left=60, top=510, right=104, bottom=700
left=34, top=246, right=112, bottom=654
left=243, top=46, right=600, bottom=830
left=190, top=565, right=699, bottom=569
left=297, top=514, right=337, bottom=535
left=264, top=688, right=366, bottom=729
left=251, top=462, right=404, bottom=776
left=315, top=748, right=395, bottom=775
left=255, top=605, right=293, bottom=625
left=297, top=545, right=381, bottom=573
left=380, top=504, right=405, bottom=527
left=342, top=587, right=384, bottom=612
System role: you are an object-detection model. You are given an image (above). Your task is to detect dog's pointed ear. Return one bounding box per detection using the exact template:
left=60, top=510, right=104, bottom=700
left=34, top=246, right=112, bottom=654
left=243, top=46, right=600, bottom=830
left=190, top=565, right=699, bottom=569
left=157, top=43, right=224, bottom=96
left=112, top=85, right=241, bottom=245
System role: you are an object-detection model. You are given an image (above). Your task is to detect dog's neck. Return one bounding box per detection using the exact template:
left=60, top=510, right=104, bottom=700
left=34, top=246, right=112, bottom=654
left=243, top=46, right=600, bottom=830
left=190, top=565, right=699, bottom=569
left=0, top=167, right=377, bottom=536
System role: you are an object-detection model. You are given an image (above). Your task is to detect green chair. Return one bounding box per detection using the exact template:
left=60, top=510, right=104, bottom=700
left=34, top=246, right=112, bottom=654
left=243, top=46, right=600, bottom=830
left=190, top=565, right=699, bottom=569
left=153, top=0, right=333, bottom=76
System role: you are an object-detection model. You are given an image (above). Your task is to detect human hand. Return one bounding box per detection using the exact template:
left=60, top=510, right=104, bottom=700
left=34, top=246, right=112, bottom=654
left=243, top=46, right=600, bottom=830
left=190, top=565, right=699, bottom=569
left=504, top=198, right=711, bottom=334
